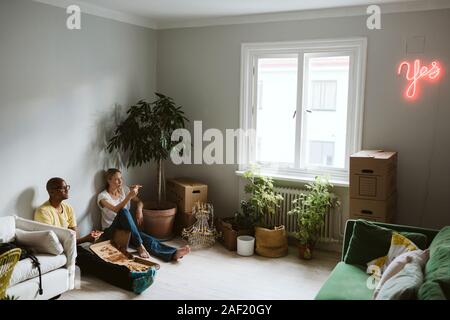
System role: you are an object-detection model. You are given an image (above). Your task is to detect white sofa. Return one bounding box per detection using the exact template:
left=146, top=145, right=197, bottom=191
left=1, top=216, right=76, bottom=300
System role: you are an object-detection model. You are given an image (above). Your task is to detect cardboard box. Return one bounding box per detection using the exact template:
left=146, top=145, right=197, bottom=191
left=166, top=178, right=207, bottom=213
left=350, top=150, right=397, bottom=176
left=350, top=171, right=396, bottom=200
left=350, top=150, right=397, bottom=200
left=350, top=193, right=396, bottom=223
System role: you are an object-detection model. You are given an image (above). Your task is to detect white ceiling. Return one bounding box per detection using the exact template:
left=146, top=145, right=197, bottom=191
left=34, top=0, right=450, bottom=29
left=78, top=0, right=411, bottom=21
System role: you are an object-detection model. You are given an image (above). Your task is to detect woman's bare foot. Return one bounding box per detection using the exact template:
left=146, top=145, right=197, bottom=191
left=173, top=245, right=191, bottom=261
left=137, top=245, right=150, bottom=259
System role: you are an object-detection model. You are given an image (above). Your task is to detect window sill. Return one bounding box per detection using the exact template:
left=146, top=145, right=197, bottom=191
left=235, top=170, right=349, bottom=187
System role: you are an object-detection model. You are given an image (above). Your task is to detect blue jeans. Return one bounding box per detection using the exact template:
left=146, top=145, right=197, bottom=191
left=102, top=208, right=177, bottom=262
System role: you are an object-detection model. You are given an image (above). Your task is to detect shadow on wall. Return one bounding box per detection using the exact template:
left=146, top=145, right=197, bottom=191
left=78, top=170, right=106, bottom=230
left=93, top=103, right=126, bottom=170
left=15, top=187, right=37, bottom=220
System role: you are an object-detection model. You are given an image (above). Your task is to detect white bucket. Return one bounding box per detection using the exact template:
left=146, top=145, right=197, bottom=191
left=237, top=235, right=255, bottom=256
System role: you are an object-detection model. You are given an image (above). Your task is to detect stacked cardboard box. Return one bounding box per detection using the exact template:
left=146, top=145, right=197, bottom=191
left=166, top=178, right=208, bottom=236
left=349, top=150, right=397, bottom=223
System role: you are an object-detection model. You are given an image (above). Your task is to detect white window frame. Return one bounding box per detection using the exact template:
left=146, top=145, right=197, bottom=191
left=238, top=38, right=367, bottom=186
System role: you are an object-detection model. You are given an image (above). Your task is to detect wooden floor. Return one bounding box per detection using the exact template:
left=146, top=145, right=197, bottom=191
left=61, top=239, right=340, bottom=300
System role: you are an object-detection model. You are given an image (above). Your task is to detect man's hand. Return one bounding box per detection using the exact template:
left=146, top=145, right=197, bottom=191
left=136, top=210, right=144, bottom=228
left=89, top=230, right=103, bottom=242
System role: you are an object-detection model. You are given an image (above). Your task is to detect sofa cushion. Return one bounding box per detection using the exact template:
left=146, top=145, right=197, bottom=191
left=428, top=226, right=450, bottom=252
left=15, top=229, right=64, bottom=255
left=0, top=216, right=16, bottom=243
left=373, top=249, right=429, bottom=299
left=344, top=220, right=393, bottom=266
left=344, top=220, right=429, bottom=266
left=315, top=262, right=373, bottom=300
left=418, top=227, right=450, bottom=300
left=376, top=251, right=428, bottom=300
left=9, top=254, right=67, bottom=287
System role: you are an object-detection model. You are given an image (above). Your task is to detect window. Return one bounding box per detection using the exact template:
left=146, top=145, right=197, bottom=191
left=239, top=38, right=367, bottom=184
left=311, top=80, right=337, bottom=111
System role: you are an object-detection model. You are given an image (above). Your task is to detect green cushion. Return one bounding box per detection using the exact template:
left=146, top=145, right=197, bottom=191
left=315, top=262, right=373, bottom=300
left=418, top=227, right=450, bottom=300
left=344, top=220, right=392, bottom=266
left=429, top=226, right=450, bottom=252
left=344, top=219, right=429, bottom=266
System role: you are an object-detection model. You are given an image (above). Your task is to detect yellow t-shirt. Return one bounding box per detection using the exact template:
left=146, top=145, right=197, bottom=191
left=34, top=201, right=77, bottom=229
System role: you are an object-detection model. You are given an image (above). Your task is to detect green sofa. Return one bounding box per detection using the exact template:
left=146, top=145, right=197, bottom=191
left=315, top=219, right=450, bottom=300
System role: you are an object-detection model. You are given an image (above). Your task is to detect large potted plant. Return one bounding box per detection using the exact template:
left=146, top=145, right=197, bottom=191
left=288, top=176, right=340, bottom=259
left=241, top=169, right=286, bottom=258
left=107, top=93, right=188, bottom=240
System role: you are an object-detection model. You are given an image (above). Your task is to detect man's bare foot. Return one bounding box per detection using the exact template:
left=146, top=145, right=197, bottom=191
left=173, top=245, right=191, bottom=261
left=137, top=245, right=150, bottom=259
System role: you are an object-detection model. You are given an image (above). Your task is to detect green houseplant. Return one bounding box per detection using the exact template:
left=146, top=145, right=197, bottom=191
left=288, top=176, right=340, bottom=259
left=240, top=169, right=283, bottom=228
left=216, top=169, right=284, bottom=253
left=240, top=169, right=287, bottom=258
left=107, top=93, right=188, bottom=239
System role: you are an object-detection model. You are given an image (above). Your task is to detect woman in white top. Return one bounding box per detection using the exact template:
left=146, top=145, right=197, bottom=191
left=97, top=168, right=190, bottom=261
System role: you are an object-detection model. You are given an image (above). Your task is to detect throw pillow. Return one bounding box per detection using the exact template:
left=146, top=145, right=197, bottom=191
left=376, top=250, right=429, bottom=300
left=0, top=216, right=16, bottom=243
left=344, top=220, right=393, bottom=265
left=15, top=229, right=64, bottom=255
left=367, top=232, right=419, bottom=275
left=418, top=243, right=450, bottom=300
left=373, top=249, right=429, bottom=299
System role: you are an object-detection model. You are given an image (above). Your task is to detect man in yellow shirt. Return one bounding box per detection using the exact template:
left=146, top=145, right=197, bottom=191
left=35, top=177, right=102, bottom=244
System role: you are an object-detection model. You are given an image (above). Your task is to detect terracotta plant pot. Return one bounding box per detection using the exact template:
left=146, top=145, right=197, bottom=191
left=298, top=244, right=314, bottom=260
left=142, top=201, right=177, bottom=241
left=255, top=225, right=288, bottom=258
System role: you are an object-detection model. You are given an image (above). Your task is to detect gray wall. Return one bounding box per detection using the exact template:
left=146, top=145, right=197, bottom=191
left=0, top=0, right=158, bottom=235
left=157, top=9, right=450, bottom=229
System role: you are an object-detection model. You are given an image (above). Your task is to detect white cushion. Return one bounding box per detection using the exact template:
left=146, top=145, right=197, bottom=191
left=373, top=249, right=429, bottom=299
left=375, top=250, right=429, bottom=300
left=7, top=268, right=69, bottom=300
left=9, top=254, right=67, bottom=286
left=0, top=216, right=16, bottom=243
left=15, top=229, right=64, bottom=255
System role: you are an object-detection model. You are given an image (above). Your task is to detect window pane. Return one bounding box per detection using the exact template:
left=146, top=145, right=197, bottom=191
left=255, top=57, right=298, bottom=168
left=302, top=55, right=350, bottom=169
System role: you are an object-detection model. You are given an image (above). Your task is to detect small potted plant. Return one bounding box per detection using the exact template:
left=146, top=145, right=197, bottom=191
left=288, top=176, right=340, bottom=260
left=241, top=169, right=286, bottom=258
left=107, top=93, right=188, bottom=240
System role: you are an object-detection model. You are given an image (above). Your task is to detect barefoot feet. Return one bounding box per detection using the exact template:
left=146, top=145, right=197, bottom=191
left=173, top=245, right=191, bottom=261
left=137, top=244, right=150, bottom=259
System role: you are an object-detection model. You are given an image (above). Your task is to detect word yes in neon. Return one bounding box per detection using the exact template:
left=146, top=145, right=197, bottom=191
left=397, top=59, right=441, bottom=99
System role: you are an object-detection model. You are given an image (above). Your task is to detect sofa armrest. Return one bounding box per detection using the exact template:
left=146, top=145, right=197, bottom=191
left=14, top=216, right=77, bottom=268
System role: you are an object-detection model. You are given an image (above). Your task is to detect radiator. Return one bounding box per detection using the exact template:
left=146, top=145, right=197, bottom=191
left=264, top=187, right=343, bottom=243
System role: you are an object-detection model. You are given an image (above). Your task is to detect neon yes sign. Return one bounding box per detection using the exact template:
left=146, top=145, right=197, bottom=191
left=397, top=59, right=441, bottom=99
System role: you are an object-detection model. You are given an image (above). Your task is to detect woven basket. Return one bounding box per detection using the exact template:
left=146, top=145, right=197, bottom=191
left=255, top=225, right=288, bottom=258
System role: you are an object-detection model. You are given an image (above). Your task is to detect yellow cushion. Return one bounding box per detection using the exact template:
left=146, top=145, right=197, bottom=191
left=367, top=232, right=419, bottom=276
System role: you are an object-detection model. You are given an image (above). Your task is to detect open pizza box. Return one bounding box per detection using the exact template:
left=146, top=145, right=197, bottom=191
left=89, top=229, right=160, bottom=272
